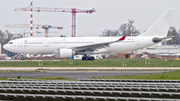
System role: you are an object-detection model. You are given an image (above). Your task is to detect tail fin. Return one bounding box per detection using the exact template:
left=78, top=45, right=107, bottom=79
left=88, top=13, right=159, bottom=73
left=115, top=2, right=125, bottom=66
left=140, top=8, right=175, bottom=37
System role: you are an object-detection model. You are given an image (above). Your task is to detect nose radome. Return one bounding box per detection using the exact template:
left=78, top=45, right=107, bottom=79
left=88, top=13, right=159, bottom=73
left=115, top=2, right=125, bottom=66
left=3, top=44, right=8, bottom=50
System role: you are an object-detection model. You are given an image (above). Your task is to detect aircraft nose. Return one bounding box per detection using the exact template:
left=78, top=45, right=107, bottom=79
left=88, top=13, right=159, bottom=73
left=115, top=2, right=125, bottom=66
left=3, top=44, right=8, bottom=50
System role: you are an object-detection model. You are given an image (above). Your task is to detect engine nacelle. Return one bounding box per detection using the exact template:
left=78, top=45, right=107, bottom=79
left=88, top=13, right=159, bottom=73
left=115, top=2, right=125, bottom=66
left=52, top=49, right=75, bottom=58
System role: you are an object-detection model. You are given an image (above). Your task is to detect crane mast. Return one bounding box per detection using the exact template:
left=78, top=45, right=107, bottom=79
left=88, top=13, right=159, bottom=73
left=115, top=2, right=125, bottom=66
left=30, top=0, right=33, bottom=37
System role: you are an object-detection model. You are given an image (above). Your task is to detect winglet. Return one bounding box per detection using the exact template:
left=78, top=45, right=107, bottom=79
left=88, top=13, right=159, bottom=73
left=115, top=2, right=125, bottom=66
left=118, top=36, right=126, bottom=41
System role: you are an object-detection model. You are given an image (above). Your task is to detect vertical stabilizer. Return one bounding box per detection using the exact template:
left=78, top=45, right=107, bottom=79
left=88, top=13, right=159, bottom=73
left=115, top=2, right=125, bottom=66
left=140, top=8, right=175, bottom=37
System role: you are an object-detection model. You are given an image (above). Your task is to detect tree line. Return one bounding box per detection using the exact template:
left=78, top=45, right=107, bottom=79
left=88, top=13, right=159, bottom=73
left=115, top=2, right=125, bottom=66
left=100, top=20, right=140, bottom=37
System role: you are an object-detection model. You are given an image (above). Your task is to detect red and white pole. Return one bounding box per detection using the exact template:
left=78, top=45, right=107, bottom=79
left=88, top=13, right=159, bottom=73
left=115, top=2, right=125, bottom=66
left=131, top=24, right=132, bottom=37
left=30, top=0, right=33, bottom=37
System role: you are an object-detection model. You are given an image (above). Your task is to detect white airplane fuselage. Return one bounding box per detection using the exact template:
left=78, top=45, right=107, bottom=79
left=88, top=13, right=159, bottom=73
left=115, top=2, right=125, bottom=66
left=4, top=36, right=154, bottom=54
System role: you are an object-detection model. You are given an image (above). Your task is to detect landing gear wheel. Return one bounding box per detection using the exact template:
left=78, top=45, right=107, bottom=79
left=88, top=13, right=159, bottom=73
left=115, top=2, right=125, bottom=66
left=90, top=57, right=95, bottom=60
left=82, top=56, right=89, bottom=61
left=85, top=57, right=89, bottom=60
left=21, top=57, right=25, bottom=60
left=82, top=57, right=86, bottom=60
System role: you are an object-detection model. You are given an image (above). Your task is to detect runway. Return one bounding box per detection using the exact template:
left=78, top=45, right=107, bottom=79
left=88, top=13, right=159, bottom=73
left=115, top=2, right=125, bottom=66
left=0, top=70, right=170, bottom=79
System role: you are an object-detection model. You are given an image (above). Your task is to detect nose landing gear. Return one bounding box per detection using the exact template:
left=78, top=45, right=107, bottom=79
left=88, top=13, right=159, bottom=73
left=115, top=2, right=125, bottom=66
left=21, top=54, right=25, bottom=60
left=21, top=57, right=25, bottom=60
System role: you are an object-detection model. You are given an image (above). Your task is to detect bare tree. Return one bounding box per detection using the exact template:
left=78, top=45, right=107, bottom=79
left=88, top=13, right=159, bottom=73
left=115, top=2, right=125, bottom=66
left=118, top=23, right=140, bottom=36
left=0, top=31, right=5, bottom=54
left=119, top=23, right=128, bottom=36
left=167, top=26, right=179, bottom=44
left=101, top=20, right=141, bottom=37
left=0, top=30, right=23, bottom=56
left=101, top=29, right=120, bottom=37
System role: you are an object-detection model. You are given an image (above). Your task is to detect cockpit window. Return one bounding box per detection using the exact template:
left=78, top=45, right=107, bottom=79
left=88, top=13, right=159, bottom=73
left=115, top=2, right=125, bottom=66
left=9, top=42, right=13, bottom=44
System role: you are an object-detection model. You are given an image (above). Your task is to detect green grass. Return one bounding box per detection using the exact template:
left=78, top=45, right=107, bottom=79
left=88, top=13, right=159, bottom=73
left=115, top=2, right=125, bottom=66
left=0, top=59, right=180, bottom=67
left=0, top=77, right=10, bottom=80
left=90, top=70, right=180, bottom=80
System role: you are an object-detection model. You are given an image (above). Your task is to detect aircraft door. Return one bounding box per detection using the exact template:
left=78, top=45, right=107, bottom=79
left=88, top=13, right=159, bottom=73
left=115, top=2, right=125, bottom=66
left=135, top=38, right=140, bottom=45
left=44, top=41, right=49, bottom=47
left=18, top=40, right=23, bottom=47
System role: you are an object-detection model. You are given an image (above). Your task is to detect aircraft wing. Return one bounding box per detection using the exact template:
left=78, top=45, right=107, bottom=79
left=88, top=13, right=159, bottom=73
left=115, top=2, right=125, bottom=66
left=72, top=36, right=126, bottom=51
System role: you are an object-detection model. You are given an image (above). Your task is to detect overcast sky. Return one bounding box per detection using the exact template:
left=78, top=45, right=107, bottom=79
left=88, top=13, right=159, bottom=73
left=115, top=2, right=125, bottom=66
left=0, top=0, right=180, bottom=37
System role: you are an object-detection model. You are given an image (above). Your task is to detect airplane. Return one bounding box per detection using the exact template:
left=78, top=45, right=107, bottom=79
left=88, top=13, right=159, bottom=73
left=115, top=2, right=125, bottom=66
left=3, top=8, right=175, bottom=61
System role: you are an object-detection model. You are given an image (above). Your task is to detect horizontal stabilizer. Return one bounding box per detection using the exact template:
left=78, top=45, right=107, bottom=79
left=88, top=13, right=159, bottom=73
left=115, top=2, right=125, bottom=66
left=152, top=36, right=174, bottom=43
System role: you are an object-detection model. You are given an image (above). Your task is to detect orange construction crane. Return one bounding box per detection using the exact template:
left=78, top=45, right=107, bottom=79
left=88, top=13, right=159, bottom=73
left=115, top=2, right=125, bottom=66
left=5, top=24, right=63, bottom=37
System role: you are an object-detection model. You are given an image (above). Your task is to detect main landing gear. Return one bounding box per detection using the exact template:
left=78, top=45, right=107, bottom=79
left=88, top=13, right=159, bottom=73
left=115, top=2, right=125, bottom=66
left=82, top=55, right=95, bottom=61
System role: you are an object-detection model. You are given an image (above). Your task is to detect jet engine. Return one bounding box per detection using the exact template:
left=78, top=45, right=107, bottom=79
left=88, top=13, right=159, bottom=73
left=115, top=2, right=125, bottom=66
left=52, top=49, right=75, bottom=58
